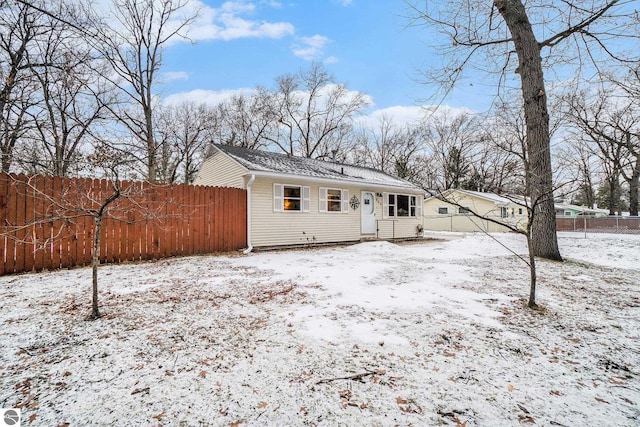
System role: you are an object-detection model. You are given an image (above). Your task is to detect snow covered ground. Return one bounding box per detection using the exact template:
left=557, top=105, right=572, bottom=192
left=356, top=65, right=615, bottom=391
left=0, top=232, right=638, bottom=426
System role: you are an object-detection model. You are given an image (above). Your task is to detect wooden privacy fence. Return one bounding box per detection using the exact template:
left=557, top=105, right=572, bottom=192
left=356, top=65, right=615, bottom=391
left=0, top=173, right=247, bottom=275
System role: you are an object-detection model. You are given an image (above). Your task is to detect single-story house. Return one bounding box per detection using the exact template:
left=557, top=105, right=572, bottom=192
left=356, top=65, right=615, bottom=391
left=194, top=144, right=425, bottom=250
left=423, top=189, right=528, bottom=232
left=554, top=202, right=609, bottom=218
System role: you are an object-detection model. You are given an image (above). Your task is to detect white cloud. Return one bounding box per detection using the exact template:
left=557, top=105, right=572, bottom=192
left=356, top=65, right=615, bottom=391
left=186, top=0, right=295, bottom=42
left=293, top=34, right=331, bottom=61
left=260, top=0, right=282, bottom=7
left=160, top=71, right=189, bottom=82
left=162, top=88, right=256, bottom=106
left=358, top=105, right=475, bottom=128
left=359, top=106, right=427, bottom=128
left=324, top=56, right=338, bottom=64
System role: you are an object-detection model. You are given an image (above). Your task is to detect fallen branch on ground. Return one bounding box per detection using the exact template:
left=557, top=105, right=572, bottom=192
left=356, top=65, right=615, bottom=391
left=316, top=368, right=382, bottom=385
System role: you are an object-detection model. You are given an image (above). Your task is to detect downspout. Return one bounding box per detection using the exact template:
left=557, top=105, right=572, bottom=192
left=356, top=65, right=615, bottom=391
left=242, top=174, right=255, bottom=254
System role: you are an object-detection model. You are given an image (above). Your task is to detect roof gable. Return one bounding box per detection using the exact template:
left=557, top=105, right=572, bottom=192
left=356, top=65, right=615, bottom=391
left=212, top=144, right=422, bottom=191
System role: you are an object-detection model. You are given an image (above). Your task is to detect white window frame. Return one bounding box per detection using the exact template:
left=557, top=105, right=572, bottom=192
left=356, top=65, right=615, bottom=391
left=459, top=206, right=471, bottom=215
left=500, top=207, right=509, bottom=218
left=319, top=187, right=349, bottom=213
left=383, top=192, right=422, bottom=218
left=438, top=207, right=449, bottom=215
left=273, top=183, right=310, bottom=212
left=409, top=196, right=418, bottom=217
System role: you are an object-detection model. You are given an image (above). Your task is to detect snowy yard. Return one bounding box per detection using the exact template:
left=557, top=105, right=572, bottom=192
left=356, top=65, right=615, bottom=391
left=0, top=232, right=638, bottom=426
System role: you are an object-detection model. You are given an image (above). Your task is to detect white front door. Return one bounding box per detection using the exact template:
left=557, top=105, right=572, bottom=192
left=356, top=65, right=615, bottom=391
left=361, top=191, right=376, bottom=234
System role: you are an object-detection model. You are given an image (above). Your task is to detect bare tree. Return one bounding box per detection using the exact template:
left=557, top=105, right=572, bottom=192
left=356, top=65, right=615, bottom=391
left=434, top=101, right=566, bottom=308
left=23, top=5, right=114, bottom=177
left=555, top=139, right=598, bottom=208
left=266, top=62, right=369, bottom=159
left=212, top=88, right=276, bottom=150
left=566, top=89, right=640, bottom=215
left=155, top=101, right=212, bottom=184
left=425, top=112, right=481, bottom=190
left=436, top=189, right=543, bottom=307
left=353, top=114, right=427, bottom=184
left=0, top=1, right=42, bottom=173
left=355, top=114, right=405, bottom=173
left=84, top=146, right=135, bottom=319
left=2, top=143, right=141, bottom=319
left=409, top=0, right=639, bottom=260
left=90, top=0, right=196, bottom=183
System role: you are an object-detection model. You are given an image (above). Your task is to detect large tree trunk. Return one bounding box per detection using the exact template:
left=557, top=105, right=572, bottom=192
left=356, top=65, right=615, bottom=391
left=144, top=103, right=157, bottom=183
left=495, top=0, right=562, bottom=261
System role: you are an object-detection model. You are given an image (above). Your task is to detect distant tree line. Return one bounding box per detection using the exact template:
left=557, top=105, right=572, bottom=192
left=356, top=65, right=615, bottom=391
left=1, top=0, right=637, bottom=219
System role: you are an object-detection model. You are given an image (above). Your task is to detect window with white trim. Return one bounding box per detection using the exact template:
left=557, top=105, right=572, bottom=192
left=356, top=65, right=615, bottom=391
left=319, top=188, right=349, bottom=213
left=383, top=193, right=421, bottom=218
left=459, top=206, right=471, bottom=215
left=438, top=207, right=449, bottom=215
left=387, top=194, right=396, bottom=216
left=500, top=207, right=509, bottom=218
left=273, top=184, right=310, bottom=212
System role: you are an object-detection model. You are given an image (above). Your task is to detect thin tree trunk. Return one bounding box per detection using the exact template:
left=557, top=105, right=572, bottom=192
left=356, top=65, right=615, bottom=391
left=628, top=160, right=639, bottom=216
left=90, top=216, right=102, bottom=320
left=608, top=178, right=617, bottom=215
left=526, top=232, right=537, bottom=308
left=495, top=0, right=562, bottom=261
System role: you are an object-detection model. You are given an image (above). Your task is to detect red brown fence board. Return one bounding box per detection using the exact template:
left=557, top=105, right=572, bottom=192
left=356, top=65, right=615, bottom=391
left=0, top=173, right=247, bottom=275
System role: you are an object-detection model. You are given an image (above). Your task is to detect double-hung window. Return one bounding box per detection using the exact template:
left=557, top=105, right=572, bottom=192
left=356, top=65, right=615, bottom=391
left=319, top=188, right=349, bottom=213
left=273, top=184, right=310, bottom=212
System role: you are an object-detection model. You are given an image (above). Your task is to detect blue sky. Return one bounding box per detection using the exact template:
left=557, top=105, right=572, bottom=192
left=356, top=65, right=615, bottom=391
left=159, top=0, right=483, bottom=120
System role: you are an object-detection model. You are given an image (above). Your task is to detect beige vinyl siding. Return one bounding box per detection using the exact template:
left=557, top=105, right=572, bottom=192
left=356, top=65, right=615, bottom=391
left=250, top=178, right=360, bottom=247
left=375, top=217, right=424, bottom=239
left=249, top=178, right=424, bottom=247
left=423, top=191, right=527, bottom=232
left=376, top=193, right=424, bottom=240
left=425, top=215, right=517, bottom=233
left=193, top=152, right=247, bottom=188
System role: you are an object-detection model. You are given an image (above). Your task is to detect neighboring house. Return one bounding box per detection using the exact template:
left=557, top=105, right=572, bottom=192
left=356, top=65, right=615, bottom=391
left=194, top=145, right=424, bottom=249
left=554, top=202, right=609, bottom=218
left=423, top=189, right=528, bottom=233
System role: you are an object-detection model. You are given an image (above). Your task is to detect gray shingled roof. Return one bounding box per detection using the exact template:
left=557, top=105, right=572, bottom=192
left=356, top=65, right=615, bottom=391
left=214, top=144, right=422, bottom=191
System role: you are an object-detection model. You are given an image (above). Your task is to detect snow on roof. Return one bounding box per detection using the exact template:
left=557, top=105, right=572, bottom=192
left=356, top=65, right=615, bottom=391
left=426, top=189, right=522, bottom=205
left=456, top=189, right=515, bottom=205
left=214, top=144, right=422, bottom=191
left=554, top=202, right=609, bottom=214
